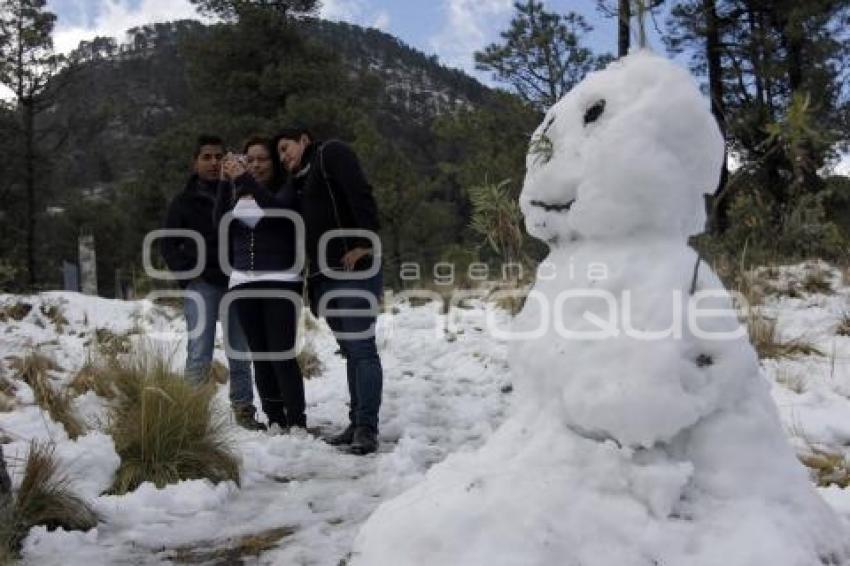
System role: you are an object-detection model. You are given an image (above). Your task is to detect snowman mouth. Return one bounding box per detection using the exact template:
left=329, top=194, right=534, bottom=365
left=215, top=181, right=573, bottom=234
left=529, top=199, right=575, bottom=212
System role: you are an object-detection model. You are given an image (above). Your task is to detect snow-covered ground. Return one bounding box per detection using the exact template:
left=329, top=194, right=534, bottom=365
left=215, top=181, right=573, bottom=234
left=0, top=291, right=511, bottom=565
left=1, top=264, right=850, bottom=564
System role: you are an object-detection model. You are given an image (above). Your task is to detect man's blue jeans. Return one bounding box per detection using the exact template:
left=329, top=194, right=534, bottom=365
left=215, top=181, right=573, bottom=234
left=309, top=270, right=383, bottom=432
left=184, top=278, right=253, bottom=408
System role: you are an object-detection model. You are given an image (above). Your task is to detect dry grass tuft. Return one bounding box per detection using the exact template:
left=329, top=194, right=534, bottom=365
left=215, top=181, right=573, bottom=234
left=746, top=311, right=823, bottom=360
left=7, top=352, right=60, bottom=379
left=301, top=310, right=321, bottom=333
left=10, top=352, right=85, bottom=439
left=774, top=368, right=807, bottom=394
left=801, top=268, right=833, bottom=295
left=0, top=366, right=16, bottom=413
left=0, top=441, right=99, bottom=558
left=732, top=269, right=767, bottom=308
left=94, top=328, right=132, bottom=359
left=107, top=349, right=240, bottom=494
left=68, top=357, right=117, bottom=400
left=39, top=303, right=68, bottom=333
left=297, top=343, right=324, bottom=380
left=207, top=360, right=229, bottom=385
left=799, top=448, right=850, bottom=488
left=835, top=313, right=850, bottom=337
left=488, top=284, right=529, bottom=316
left=164, top=526, right=296, bottom=564
left=0, top=302, right=32, bottom=324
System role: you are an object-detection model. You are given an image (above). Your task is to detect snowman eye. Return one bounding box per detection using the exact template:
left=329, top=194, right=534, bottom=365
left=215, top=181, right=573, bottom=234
left=583, top=100, right=606, bottom=126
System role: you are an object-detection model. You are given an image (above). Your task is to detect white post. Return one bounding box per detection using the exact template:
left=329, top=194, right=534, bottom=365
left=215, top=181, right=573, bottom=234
left=79, top=233, right=98, bottom=296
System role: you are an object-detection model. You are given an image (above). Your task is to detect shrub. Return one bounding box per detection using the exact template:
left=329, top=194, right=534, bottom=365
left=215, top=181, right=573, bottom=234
left=107, top=349, right=240, bottom=494
left=0, top=442, right=99, bottom=558
left=10, top=352, right=85, bottom=440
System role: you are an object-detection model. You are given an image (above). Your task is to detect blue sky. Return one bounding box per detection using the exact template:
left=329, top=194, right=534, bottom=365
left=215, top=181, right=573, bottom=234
left=45, top=0, right=667, bottom=83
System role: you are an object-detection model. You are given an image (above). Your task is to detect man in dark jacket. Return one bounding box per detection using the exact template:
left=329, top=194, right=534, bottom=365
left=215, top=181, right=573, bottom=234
left=275, top=126, right=383, bottom=455
left=160, top=134, right=262, bottom=430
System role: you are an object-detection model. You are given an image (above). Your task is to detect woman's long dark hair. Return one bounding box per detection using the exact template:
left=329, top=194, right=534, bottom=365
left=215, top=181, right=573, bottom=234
left=242, top=135, right=284, bottom=189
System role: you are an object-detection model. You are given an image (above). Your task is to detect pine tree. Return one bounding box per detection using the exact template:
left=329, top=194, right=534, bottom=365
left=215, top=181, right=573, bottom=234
left=188, top=0, right=319, bottom=21
left=596, top=0, right=665, bottom=56
left=667, top=0, right=850, bottom=209
left=475, top=0, right=612, bottom=111
left=0, top=0, right=64, bottom=288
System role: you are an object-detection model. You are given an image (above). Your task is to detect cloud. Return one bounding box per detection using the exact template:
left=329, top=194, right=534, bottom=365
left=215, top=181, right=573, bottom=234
left=372, top=10, right=390, bottom=31
left=319, top=0, right=388, bottom=31
left=51, top=0, right=206, bottom=55
left=428, top=0, right=513, bottom=73
left=46, top=0, right=387, bottom=57
left=319, top=0, right=366, bottom=22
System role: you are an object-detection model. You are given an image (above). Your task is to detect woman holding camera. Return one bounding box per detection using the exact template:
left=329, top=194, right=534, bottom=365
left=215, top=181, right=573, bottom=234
left=216, top=136, right=306, bottom=431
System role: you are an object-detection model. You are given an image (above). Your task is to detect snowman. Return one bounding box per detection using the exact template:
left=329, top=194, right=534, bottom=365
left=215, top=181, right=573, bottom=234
left=351, top=52, right=849, bottom=566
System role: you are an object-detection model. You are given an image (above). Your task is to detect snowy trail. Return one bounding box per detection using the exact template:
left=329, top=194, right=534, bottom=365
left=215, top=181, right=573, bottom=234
left=0, top=294, right=511, bottom=565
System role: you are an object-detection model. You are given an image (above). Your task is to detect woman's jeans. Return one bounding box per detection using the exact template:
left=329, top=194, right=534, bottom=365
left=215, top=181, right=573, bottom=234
left=308, top=270, right=383, bottom=432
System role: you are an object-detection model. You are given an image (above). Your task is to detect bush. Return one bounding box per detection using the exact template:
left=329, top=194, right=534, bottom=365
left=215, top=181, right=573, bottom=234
left=107, top=349, right=240, bottom=494
left=0, top=441, right=99, bottom=558
left=10, top=352, right=85, bottom=440
left=699, top=179, right=847, bottom=266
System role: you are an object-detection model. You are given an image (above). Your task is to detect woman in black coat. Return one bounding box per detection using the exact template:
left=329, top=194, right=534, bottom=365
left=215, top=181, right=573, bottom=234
left=217, top=136, right=305, bottom=430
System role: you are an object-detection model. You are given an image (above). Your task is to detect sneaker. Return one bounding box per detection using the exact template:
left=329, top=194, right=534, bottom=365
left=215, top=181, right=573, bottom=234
left=350, top=426, right=378, bottom=455
left=325, top=424, right=356, bottom=446
left=233, top=405, right=267, bottom=431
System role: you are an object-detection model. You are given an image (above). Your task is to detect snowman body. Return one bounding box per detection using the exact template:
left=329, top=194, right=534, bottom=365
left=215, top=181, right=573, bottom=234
left=352, top=52, right=849, bottom=566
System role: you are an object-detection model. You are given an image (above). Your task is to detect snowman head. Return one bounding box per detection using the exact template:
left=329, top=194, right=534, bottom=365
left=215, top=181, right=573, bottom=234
left=520, top=51, right=724, bottom=245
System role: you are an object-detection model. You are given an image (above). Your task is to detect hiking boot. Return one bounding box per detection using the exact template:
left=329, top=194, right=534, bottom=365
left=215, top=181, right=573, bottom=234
left=233, top=405, right=267, bottom=431
left=325, top=424, right=356, bottom=446
left=350, top=426, right=378, bottom=455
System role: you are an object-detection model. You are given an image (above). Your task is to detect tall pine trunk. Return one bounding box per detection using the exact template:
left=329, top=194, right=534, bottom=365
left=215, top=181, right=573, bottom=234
left=618, top=0, right=631, bottom=57
left=24, top=99, right=35, bottom=287
left=703, top=0, right=729, bottom=232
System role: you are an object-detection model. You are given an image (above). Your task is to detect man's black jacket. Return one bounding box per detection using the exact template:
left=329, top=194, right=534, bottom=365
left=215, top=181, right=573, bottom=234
left=289, top=140, right=381, bottom=275
left=160, top=174, right=228, bottom=287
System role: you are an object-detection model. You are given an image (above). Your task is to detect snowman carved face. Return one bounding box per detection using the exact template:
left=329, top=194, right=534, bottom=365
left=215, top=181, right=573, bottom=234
left=520, top=52, right=724, bottom=245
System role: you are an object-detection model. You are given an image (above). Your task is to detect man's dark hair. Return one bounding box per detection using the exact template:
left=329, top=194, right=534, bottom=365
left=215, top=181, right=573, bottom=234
left=193, top=134, right=224, bottom=159
left=273, top=125, right=313, bottom=144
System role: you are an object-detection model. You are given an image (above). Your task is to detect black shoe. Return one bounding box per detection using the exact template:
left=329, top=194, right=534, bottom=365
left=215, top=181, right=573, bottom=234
left=325, top=424, right=356, bottom=446
left=233, top=405, right=267, bottom=431
left=350, top=426, right=378, bottom=455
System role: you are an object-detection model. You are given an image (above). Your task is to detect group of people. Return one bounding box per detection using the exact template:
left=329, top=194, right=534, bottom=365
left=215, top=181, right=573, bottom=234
left=160, top=127, right=384, bottom=455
